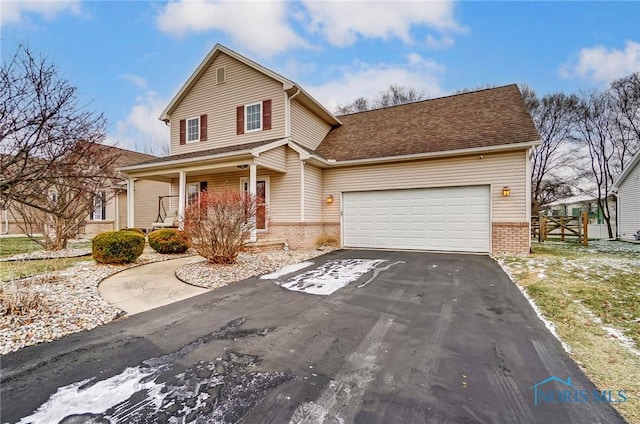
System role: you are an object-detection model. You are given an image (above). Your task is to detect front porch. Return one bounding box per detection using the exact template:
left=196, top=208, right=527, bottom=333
left=119, top=140, right=338, bottom=249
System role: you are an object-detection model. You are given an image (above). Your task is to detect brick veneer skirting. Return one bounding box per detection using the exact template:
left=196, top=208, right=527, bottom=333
left=268, top=222, right=340, bottom=249
left=269, top=221, right=530, bottom=254
left=492, top=222, right=530, bottom=254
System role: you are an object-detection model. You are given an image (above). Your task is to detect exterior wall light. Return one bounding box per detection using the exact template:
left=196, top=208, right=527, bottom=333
left=502, top=186, right=511, bottom=197
left=326, top=195, right=334, bottom=204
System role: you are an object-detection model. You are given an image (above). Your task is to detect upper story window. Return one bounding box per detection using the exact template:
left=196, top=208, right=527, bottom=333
left=245, top=102, right=262, bottom=132
left=236, top=100, right=271, bottom=135
left=179, top=114, right=207, bottom=145
left=187, top=117, right=200, bottom=143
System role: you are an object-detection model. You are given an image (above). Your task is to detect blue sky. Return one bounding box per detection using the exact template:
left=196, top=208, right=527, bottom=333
left=2, top=1, right=639, bottom=153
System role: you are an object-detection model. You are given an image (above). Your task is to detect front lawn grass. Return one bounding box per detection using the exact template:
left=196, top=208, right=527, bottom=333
left=0, top=237, right=91, bottom=258
left=0, top=237, right=43, bottom=258
left=0, top=257, right=92, bottom=282
left=498, top=241, right=640, bottom=424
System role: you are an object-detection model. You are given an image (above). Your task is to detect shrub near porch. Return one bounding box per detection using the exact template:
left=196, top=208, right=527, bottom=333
left=184, top=190, right=257, bottom=264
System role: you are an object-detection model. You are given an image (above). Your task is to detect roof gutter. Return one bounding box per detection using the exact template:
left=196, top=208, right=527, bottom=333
left=308, top=139, right=541, bottom=168
left=118, top=138, right=290, bottom=174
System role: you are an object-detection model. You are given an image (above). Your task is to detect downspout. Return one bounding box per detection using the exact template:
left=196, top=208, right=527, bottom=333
left=286, top=88, right=301, bottom=138
left=612, top=190, right=619, bottom=240
left=1, top=209, right=8, bottom=235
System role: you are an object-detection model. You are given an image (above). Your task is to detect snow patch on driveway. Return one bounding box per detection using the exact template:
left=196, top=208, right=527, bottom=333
left=276, top=259, right=386, bottom=295
left=260, top=261, right=314, bottom=280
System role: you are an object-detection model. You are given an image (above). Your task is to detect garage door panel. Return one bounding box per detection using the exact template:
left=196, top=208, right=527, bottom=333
left=343, top=186, right=490, bottom=252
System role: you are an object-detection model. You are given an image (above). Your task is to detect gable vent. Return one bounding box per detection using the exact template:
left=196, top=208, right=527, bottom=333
left=216, top=67, right=226, bottom=84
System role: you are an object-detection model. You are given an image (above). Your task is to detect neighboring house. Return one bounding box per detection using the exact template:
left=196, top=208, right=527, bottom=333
left=2, top=145, right=170, bottom=237
left=120, top=44, right=539, bottom=254
left=613, top=151, right=640, bottom=241
left=545, top=194, right=616, bottom=239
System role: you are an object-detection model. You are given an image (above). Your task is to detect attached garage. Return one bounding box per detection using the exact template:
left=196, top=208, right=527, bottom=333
left=342, top=186, right=491, bottom=253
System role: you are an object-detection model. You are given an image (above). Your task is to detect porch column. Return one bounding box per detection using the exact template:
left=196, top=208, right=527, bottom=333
left=178, top=171, right=186, bottom=230
left=249, top=163, right=257, bottom=242
left=127, top=177, right=134, bottom=228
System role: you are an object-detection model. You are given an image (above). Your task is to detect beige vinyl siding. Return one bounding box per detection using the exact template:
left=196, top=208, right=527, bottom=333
left=170, top=53, right=286, bottom=155
left=323, top=151, right=528, bottom=223
left=174, top=148, right=301, bottom=223
left=304, top=164, right=323, bottom=221
left=255, top=146, right=287, bottom=173
left=117, top=192, right=127, bottom=230
left=290, top=100, right=332, bottom=151
left=618, top=162, right=640, bottom=241
left=101, top=195, right=117, bottom=222
left=132, top=180, right=172, bottom=229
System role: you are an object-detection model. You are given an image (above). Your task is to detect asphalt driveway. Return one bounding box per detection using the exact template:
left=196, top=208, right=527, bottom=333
left=1, top=250, right=625, bottom=423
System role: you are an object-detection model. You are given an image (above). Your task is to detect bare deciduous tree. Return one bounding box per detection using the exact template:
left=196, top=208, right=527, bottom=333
left=142, top=138, right=170, bottom=157
left=574, top=90, right=617, bottom=238
left=1, top=45, right=118, bottom=249
left=521, top=85, right=580, bottom=214
left=609, top=72, right=640, bottom=172
left=572, top=74, right=640, bottom=239
left=335, top=84, right=428, bottom=115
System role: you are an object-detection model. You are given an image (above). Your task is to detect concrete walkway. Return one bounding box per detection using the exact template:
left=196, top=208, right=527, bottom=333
left=99, top=256, right=208, bottom=315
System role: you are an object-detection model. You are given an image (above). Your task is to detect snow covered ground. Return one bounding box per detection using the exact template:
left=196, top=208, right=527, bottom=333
left=496, top=240, right=640, bottom=358
left=268, top=259, right=387, bottom=295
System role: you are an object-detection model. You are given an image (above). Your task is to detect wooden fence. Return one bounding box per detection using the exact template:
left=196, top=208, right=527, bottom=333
left=531, top=211, right=589, bottom=246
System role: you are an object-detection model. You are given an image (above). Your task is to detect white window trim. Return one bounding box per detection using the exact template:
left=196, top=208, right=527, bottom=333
left=91, top=191, right=105, bottom=221
left=186, top=116, right=200, bottom=143
left=244, top=101, right=262, bottom=133
left=239, top=175, right=270, bottom=232
left=187, top=183, right=200, bottom=206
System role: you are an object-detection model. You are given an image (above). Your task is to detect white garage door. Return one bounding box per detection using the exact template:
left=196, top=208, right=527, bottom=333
left=343, top=186, right=490, bottom=252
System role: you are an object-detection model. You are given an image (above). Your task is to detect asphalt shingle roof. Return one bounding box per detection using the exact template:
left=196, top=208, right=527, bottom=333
left=126, top=139, right=277, bottom=167
left=316, top=84, right=539, bottom=161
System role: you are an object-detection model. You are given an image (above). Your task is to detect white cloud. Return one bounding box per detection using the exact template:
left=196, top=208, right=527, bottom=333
left=560, top=40, right=640, bottom=84
left=305, top=54, right=446, bottom=112
left=119, top=73, right=149, bottom=90
left=109, top=91, right=169, bottom=154
left=0, top=0, right=81, bottom=27
left=425, top=34, right=455, bottom=49
left=156, top=0, right=308, bottom=57
left=301, top=0, right=461, bottom=47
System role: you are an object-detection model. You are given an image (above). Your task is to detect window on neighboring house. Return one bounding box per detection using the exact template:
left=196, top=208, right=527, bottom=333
left=48, top=190, right=58, bottom=205
left=91, top=191, right=106, bottom=221
left=187, top=117, right=200, bottom=143
left=245, top=102, right=262, bottom=132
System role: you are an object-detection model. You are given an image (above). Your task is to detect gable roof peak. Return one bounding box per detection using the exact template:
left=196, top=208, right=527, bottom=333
left=159, top=43, right=340, bottom=126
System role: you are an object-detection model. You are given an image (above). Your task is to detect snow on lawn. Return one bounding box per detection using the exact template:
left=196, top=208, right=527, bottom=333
left=496, top=259, right=572, bottom=353
left=275, top=259, right=386, bottom=295
left=259, top=261, right=314, bottom=280
left=575, top=301, right=640, bottom=357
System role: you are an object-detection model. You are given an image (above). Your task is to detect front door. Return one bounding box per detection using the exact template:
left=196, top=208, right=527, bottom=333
left=243, top=180, right=266, bottom=230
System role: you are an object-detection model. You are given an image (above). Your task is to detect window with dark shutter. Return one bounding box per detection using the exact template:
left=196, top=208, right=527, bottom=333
left=263, top=99, right=271, bottom=131
left=179, top=119, right=186, bottom=145
left=199, top=181, right=208, bottom=193
left=236, top=106, right=244, bottom=135
left=200, top=114, right=207, bottom=141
